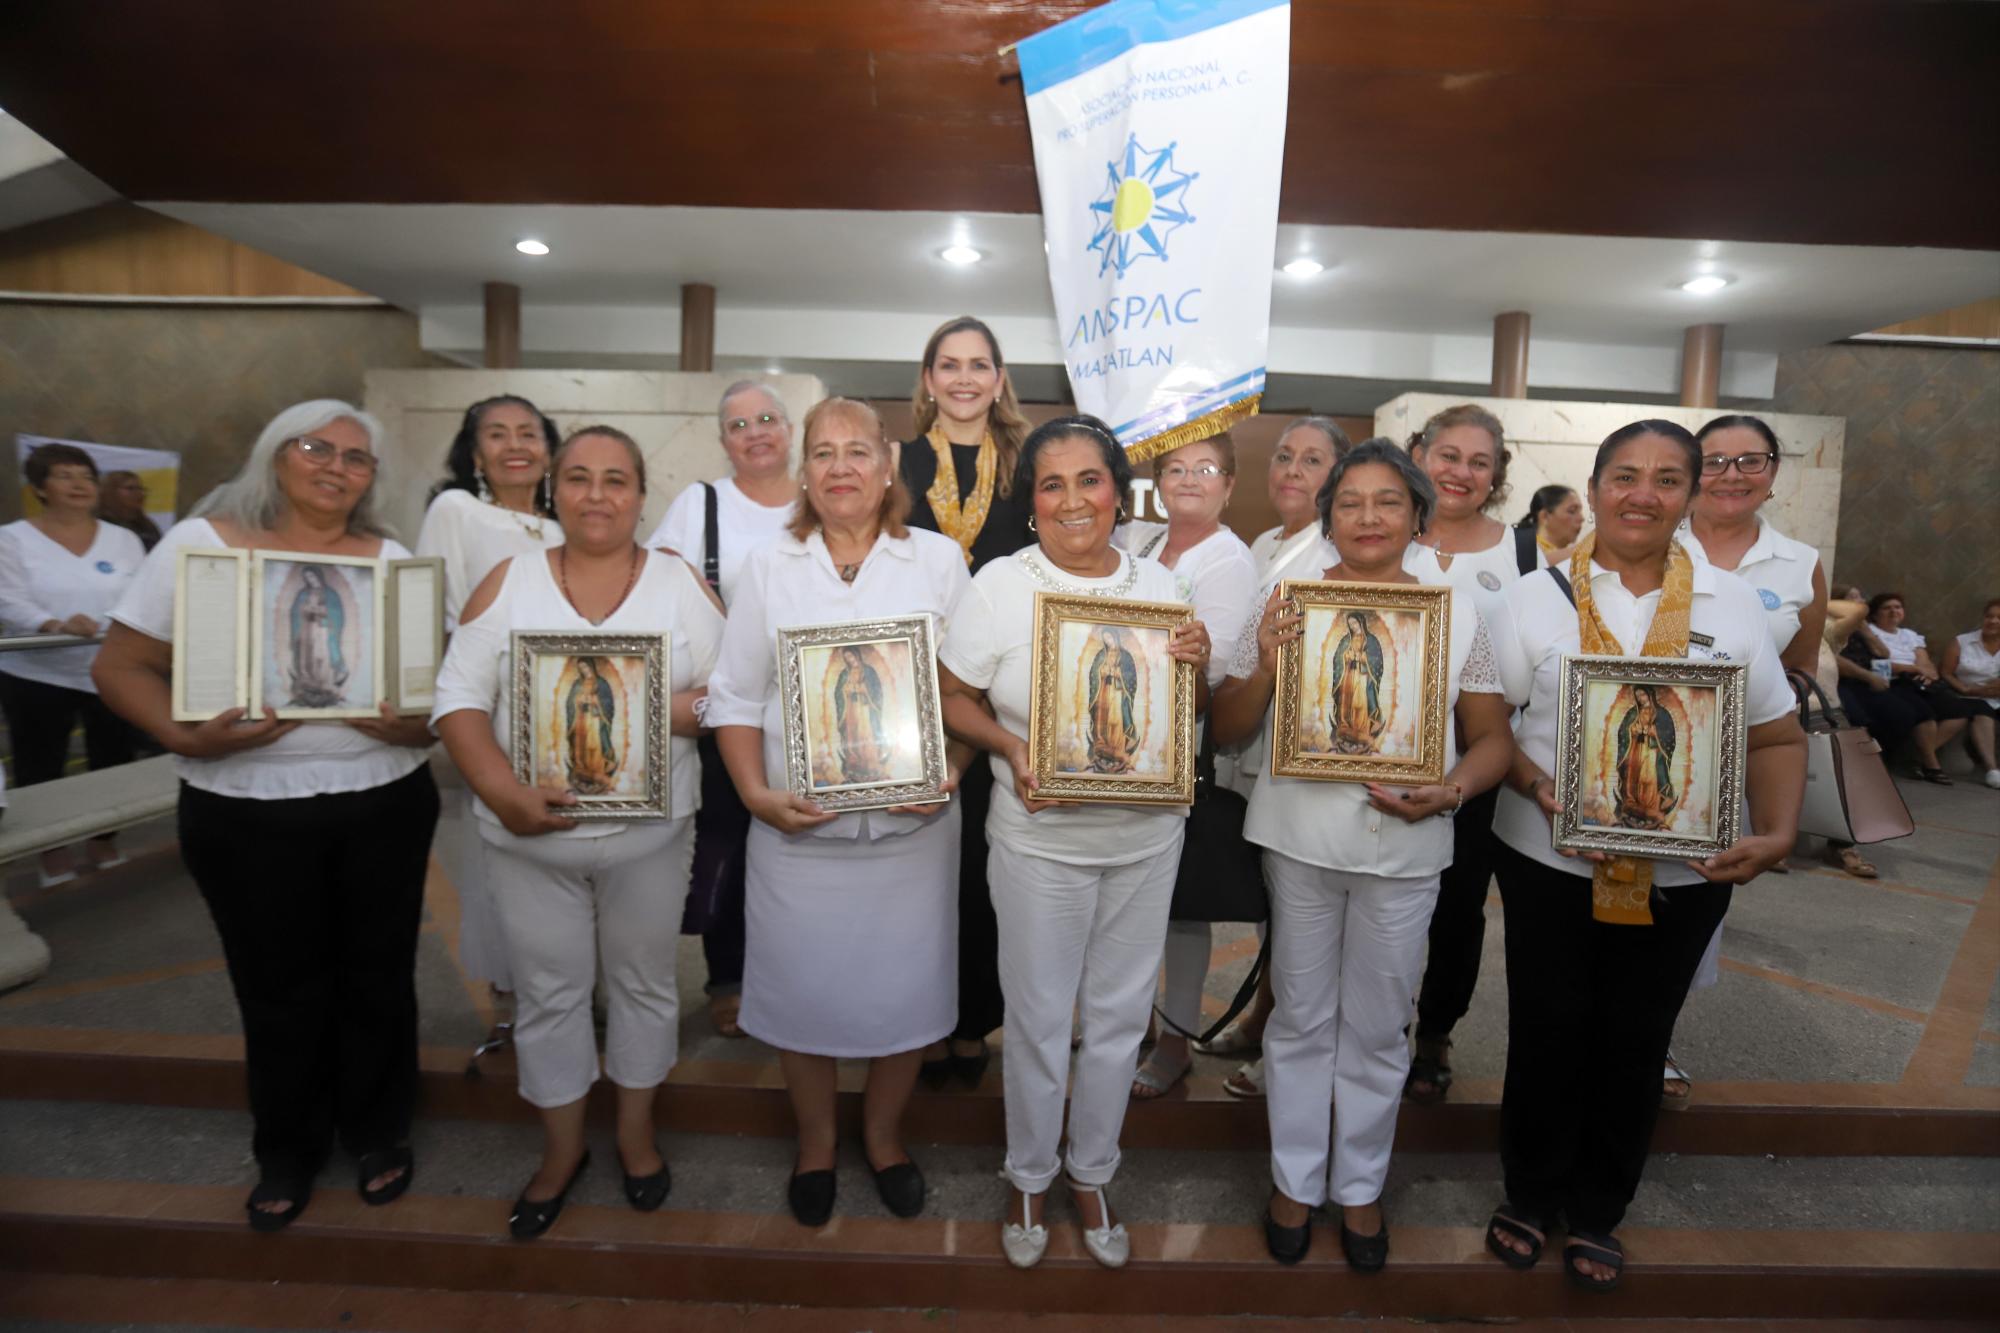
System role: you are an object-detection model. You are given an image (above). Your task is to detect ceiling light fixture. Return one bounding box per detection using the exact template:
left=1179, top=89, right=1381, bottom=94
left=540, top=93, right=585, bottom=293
left=1281, top=257, right=1325, bottom=278
left=515, top=239, right=550, bottom=256
left=1680, top=274, right=1730, bottom=294
left=940, top=244, right=983, bottom=265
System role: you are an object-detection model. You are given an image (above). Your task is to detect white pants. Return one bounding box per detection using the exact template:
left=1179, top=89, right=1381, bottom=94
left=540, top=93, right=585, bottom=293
left=990, top=836, right=1182, bottom=1193
left=481, top=818, right=693, bottom=1109
left=1262, top=850, right=1439, bottom=1207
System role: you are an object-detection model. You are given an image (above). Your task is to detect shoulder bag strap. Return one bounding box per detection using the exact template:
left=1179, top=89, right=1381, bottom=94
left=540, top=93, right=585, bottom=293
left=1547, top=565, right=1576, bottom=607
left=701, top=481, right=721, bottom=597
left=1514, top=524, right=1540, bottom=576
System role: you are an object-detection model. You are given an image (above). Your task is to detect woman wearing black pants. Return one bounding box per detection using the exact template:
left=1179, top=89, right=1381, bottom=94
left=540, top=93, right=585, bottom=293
left=95, top=399, right=440, bottom=1231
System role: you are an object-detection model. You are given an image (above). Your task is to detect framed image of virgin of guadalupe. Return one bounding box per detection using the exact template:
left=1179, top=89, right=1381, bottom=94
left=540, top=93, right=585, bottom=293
left=1552, top=653, right=1747, bottom=860
left=776, top=613, right=950, bottom=813
left=1027, top=592, right=1196, bottom=806
left=1270, top=580, right=1450, bottom=784
left=249, top=551, right=384, bottom=720
left=509, top=630, right=670, bottom=820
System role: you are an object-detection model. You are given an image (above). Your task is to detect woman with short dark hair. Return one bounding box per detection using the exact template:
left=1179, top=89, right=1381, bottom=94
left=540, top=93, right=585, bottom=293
left=1840, top=590, right=1981, bottom=783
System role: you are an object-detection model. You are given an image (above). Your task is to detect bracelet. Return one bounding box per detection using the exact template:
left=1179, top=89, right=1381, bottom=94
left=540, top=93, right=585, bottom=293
left=1438, top=782, right=1464, bottom=817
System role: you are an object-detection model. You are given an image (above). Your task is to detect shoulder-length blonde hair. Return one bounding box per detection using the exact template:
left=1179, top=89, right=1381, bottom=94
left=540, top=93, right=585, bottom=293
left=788, top=397, right=911, bottom=541
left=910, top=315, right=1031, bottom=497
left=191, top=399, right=393, bottom=538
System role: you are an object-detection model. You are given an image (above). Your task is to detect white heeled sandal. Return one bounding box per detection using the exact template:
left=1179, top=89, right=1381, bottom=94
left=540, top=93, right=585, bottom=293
left=1000, top=1181, right=1049, bottom=1269
left=1068, top=1177, right=1130, bottom=1269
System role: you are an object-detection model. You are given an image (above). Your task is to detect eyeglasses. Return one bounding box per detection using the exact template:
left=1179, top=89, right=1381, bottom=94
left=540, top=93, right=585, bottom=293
left=1158, top=463, right=1226, bottom=482
left=289, top=437, right=378, bottom=474
left=725, top=413, right=782, bottom=436
left=1700, top=451, right=1775, bottom=476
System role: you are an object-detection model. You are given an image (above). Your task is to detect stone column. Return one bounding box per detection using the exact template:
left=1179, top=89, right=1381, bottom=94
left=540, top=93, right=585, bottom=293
left=1680, top=324, right=1724, bottom=407
left=482, top=282, right=521, bottom=369
left=1490, top=311, right=1530, bottom=398
left=680, top=282, right=717, bottom=373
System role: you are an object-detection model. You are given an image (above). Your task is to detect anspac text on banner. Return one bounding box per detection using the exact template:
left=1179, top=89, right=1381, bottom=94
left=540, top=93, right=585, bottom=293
left=1017, top=0, right=1289, bottom=461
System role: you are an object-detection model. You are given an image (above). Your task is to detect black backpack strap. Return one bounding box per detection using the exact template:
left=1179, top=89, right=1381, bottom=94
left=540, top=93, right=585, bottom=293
left=701, top=481, right=721, bottom=597
left=1514, top=524, right=1540, bottom=576
left=1547, top=565, right=1577, bottom=607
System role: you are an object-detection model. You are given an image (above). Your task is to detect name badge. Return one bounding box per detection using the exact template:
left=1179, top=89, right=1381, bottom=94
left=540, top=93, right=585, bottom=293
left=1688, top=631, right=1715, bottom=648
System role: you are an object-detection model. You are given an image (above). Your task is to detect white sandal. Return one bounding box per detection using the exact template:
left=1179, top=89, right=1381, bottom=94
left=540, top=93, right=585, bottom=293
left=1000, top=1180, right=1048, bottom=1270
left=1222, top=1057, right=1266, bottom=1100
left=1067, top=1177, right=1130, bottom=1269
left=1661, top=1049, right=1692, bottom=1110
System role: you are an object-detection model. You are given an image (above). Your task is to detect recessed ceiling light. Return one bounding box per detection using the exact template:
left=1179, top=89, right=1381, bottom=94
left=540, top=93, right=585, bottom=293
left=940, top=245, right=984, bottom=265
left=1680, top=274, right=1730, bottom=294
left=515, top=239, right=550, bottom=256
left=1281, top=257, right=1325, bottom=278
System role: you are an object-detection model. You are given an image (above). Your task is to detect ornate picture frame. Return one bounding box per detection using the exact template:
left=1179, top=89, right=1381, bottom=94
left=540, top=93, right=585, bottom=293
left=1027, top=592, right=1196, bottom=806
left=1552, top=653, right=1747, bottom=860
left=1271, top=579, right=1451, bottom=784
left=509, top=630, right=671, bottom=821
left=776, top=613, right=949, bottom=813
left=249, top=550, right=385, bottom=721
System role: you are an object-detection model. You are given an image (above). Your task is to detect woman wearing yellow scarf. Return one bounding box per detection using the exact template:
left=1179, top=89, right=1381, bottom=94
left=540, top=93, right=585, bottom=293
left=899, top=316, right=1035, bottom=1087
left=1480, top=421, right=1805, bottom=1292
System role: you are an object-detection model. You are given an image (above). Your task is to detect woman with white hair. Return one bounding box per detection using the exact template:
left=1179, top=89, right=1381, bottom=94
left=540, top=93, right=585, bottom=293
left=94, top=400, right=440, bottom=1233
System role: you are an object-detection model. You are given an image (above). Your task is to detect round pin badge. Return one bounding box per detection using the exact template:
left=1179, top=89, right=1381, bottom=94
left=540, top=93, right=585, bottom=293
left=95, top=560, right=115, bottom=574
left=1477, top=570, right=1503, bottom=591
left=1758, top=588, right=1781, bottom=610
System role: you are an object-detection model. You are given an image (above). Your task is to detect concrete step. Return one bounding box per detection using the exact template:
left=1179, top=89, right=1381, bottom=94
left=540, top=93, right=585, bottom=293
left=0, top=1099, right=1994, bottom=1321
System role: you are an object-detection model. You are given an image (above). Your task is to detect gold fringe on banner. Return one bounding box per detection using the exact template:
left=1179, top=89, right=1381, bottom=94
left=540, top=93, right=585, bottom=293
left=1122, top=393, right=1263, bottom=465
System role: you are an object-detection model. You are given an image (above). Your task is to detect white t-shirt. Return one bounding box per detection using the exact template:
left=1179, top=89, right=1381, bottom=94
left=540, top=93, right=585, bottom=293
left=1680, top=517, right=1819, bottom=658
left=110, top=518, right=430, bottom=800
left=1118, top=522, right=1258, bottom=687
left=1872, top=624, right=1927, bottom=667
left=1486, top=558, right=1795, bottom=885
left=707, top=526, right=969, bottom=843
left=430, top=547, right=723, bottom=834
left=646, top=477, right=794, bottom=609
left=0, top=519, right=146, bottom=693
left=1403, top=528, right=1527, bottom=626
left=1232, top=581, right=1500, bottom=877
left=1953, top=630, right=2000, bottom=711
left=414, top=488, right=564, bottom=630
left=1226, top=525, right=1341, bottom=796
left=938, top=548, right=1188, bottom=867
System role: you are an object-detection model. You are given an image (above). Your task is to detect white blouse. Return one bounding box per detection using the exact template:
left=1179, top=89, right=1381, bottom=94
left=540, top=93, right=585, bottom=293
left=110, top=519, right=430, bottom=800
left=706, top=526, right=969, bottom=842
left=1872, top=624, right=1928, bottom=667
left=646, top=476, right=795, bottom=609
left=429, top=548, right=723, bottom=835
left=1680, top=516, right=1819, bottom=657
left=1118, top=522, right=1258, bottom=687
left=414, top=488, right=563, bottom=630
left=1486, top=557, right=1795, bottom=885
left=0, top=519, right=146, bottom=693
left=1403, top=528, right=1527, bottom=625
left=938, top=548, right=1188, bottom=867
left=1953, top=630, right=2000, bottom=711
left=1226, top=525, right=1341, bottom=796
left=1229, top=579, right=1500, bottom=877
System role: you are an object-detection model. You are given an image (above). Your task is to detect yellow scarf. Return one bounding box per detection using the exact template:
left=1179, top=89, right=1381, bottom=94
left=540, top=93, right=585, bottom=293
left=924, top=424, right=996, bottom=566
left=1536, top=528, right=1562, bottom=563
left=1569, top=531, right=1695, bottom=926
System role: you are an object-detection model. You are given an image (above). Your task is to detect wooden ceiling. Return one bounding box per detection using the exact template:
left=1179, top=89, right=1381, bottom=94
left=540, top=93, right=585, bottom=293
left=1, top=0, right=1993, bottom=250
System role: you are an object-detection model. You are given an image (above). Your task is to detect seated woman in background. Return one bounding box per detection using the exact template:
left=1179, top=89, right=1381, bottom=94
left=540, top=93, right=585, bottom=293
left=1843, top=591, right=1982, bottom=784
left=1939, top=597, right=2000, bottom=789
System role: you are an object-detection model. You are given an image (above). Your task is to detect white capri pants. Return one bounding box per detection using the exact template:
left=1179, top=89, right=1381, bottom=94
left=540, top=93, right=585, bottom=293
left=480, top=818, right=694, bottom=1109
left=990, top=835, right=1182, bottom=1193
left=1262, top=850, right=1440, bottom=1208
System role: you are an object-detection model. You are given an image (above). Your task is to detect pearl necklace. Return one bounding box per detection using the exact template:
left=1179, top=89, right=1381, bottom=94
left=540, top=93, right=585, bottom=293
left=1018, top=547, right=1139, bottom=598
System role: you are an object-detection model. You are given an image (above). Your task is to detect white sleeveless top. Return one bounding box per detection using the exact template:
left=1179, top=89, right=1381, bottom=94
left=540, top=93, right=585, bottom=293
left=430, top=548, right=723, bottom=835
left=1679, top=516, right=1819, bottom=658
left=1955, top=630, right=2000, bottom=711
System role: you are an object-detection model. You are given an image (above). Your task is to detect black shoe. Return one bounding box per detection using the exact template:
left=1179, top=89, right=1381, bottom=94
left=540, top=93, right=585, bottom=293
left=1339, top=1220, right=1389, bottom=1273
left=508, top=1150, right=590, bottom=1241
left=918, top=1054, right=954, bottom=1090
left=1264, top=1209, right=1311, bottom=1265
left=788, top=1167, right=836, bottom=1227
left=246, top=1173, right=314, bottom=1233
left=357, top=1146, right=413, bottom=1206
left=622, top=1158, right=671, bottom=1213
left=949, top=1039, right=993, bottom=1089
left=870, top=1158, right=926, bottom=1218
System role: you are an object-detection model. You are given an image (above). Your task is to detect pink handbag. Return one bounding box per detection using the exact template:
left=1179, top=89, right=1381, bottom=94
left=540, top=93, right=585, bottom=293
left=1789, top=671, right=1915, bottom=845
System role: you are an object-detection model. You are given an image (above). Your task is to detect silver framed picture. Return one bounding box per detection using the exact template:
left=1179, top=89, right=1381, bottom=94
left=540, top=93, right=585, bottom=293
left=776, top=613, right=950, bottom=813
left=509, top=629, right=671, bottom=820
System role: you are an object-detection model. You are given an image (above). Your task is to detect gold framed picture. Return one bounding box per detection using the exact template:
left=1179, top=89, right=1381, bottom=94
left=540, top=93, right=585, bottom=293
left=1027, top=592, right=1196, bottom=806
left=776, top=613, right=949, bottom=813
left=171, top=547, right=250, bottom=721
left=1270, top=579, right=1451, bottom=784
left=384, top=557, right=445, bottom=716
left=509, top=630, right=671, bottom=820
left=1552, top=653, right=1747, bottom=860
left=249, top=551, right=384, bottom=720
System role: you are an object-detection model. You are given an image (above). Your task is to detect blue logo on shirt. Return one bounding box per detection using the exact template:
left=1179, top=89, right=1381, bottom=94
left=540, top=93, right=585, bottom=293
left=1757, top=588, right=1781, bottom=610
left=95, top=560, right=115, bottom=574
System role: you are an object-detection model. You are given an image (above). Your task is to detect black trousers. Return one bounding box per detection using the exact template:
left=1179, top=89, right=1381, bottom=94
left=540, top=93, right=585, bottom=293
left=1494, top=841, right=1729, bottom=1234
left=0, top=672, right=135, bottom=787
left=954, top=758, right=1005, bottom=1041
left=1413, top=785, right=1500, bottom=1041
left=694, top=733, right=748, bottom=993
left=179, top=764, right=440, bottom=1178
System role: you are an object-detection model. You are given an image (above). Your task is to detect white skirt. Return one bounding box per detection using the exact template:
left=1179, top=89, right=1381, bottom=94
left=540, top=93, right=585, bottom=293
left=740, top=809, right=960, bottom=1058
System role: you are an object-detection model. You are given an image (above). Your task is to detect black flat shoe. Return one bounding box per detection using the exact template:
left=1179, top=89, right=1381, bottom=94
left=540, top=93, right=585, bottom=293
left=870, top=1158, right=925, bottom=1218
left=623, top=1161, right=671, bottom=1213
left=788, top=1167, right=836, bottom=1227
left=508, top=1150, right=590, bottom=1241
left=918, top=1055, right=954, bottom=1090
left=1339, top=1220, right=1389, bottom=1273
left=1264, top=1209, right=1311, bottom=1265
left=948, top=1039, right=992, bottom=1088
left=246, top=1174, right=313, bottom=1233
left=357, top=1146, right=413, bottom=1206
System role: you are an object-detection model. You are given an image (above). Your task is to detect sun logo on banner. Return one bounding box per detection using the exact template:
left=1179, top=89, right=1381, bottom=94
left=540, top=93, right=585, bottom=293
left=1087, top=134, right=1198, bottom=278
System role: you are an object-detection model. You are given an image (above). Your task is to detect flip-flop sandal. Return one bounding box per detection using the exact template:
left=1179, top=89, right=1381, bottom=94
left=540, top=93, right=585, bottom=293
left=1222, top=1059, right=1265, bottom=1100
left=1564, top=1231, right=1625, bottom=1292
left=709, top=993, right=745, bottom=1039
left=357, top=1146, right=413, bottom=1206
left=1129, top=1047, right=1191, bottom=1100
left=246, top=1174, right=313, bottom=1233
left=1193, top=1025, right=1262, bottom=1058
left=1833, top=846, right=1879, bottom=879
left=1661, top=1050, right=1692, bottom=1110
left=1484, top=1205, right=1547, bottom=1270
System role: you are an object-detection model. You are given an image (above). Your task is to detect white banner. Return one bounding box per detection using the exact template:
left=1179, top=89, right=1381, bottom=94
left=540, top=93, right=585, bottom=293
left=16, top=433, right=180, bottom=535
left=1019, top=0, right=1289, bottom=460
